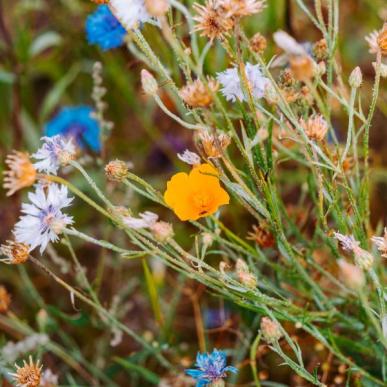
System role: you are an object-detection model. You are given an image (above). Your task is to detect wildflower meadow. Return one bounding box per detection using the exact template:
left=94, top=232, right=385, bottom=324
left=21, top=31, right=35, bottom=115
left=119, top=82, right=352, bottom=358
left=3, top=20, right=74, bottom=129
left=0, top=0, right=387, bottom=386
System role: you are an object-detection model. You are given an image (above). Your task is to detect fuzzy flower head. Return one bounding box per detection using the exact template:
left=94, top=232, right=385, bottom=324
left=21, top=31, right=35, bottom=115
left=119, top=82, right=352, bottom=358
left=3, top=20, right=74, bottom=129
left=371, top=228, right=387, bottom=258
left=300, top=115, right=329, bottom=142
left=193, top=0, right=234, bottom=41
left=10, top=356, right=42, bottom=387
left=3, top=151, right=37, bottom=196
left=86, top=5, right=127, bottom=50
left=217, top=62, right=269, bottom=102
left=260, top=317, right=283, bottom=343
left=164, top=163, right=229, bottom=221
left=33, top=135, right=76, bottom=175
left=334, top=232, right=374, bottom=271
left=221, top=0, right=266, bottom=18
left=13, top=184, right=74, bottom=254
left=0, top=240, right=30, bottom=264
left=109, top=0, right=154, bottom=30
left=179, top=79, right=219, bottom=108
left=45, top=106, right=101, bottom=152
left=197, top=131, right=231, bottom=159
left=185, top=349, right=238, bottom=387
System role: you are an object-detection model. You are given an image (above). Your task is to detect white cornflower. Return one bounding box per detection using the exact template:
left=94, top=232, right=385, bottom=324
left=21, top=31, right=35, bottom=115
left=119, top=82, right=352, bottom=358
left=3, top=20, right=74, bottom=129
left=123, top=211, right=159, bottom=229
left=13, top=184, right=74, bottom=254
left=371, top=228, right=387, bottom=258
left=217, top=62, right=269, bottom=102
left=109, top=0, right=155, bottom=30
left=177, top=150, right=201, bottom=165
left=33, top=136, right=76, bottom=175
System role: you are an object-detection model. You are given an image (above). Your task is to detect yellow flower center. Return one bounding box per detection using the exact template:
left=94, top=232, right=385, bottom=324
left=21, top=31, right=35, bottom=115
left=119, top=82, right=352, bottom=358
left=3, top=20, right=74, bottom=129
left=191, top=190, right=213, bottom=216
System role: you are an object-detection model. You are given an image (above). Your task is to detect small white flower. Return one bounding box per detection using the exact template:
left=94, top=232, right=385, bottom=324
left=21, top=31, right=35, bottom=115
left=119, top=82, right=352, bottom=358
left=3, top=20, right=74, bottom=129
left=177, top=150, right=201, bottom=165
left=123, top=211, right=158, bottom=229
left=333, top=232, right=359, bottom=251
left=109, top=0, right=154, bottom=30
left=217, top=62, right=269, bottom=102
left=13, top=184, right=74, bottom=253
left=40, top=369, right=59, bottom=387
left=33, top=135, right=76, bottom=175
left=371, top=228, right=387, bottom=258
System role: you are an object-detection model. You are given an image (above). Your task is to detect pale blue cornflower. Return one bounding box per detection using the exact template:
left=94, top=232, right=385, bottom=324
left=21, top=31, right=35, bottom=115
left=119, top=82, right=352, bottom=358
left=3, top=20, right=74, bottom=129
left=217, top=62, right=269, bottom=102
left=13, top=184, right=74, bottom=254
left=185, top=349, right=238, bottom=386
left=32, top=135, right=76, bottom=175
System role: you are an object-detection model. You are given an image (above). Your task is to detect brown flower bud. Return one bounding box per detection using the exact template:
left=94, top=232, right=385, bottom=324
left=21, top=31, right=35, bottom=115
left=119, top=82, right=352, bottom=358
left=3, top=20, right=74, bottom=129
left=260, top=317, right=283, bottom=343
left=105, top=160, right=129, bottom=182
left=250, top=33, right=267, bottom=54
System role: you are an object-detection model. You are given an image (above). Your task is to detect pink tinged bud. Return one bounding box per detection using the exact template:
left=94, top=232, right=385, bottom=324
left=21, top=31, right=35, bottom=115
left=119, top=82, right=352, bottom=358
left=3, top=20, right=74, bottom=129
left=144, top=0, right=170, bottom=17
left=150, top=221, right=174, bottom=242
left=337, top=259, right=365, bottom=290
left=260, top=317, right=283, bottom=343
left=235, top=258, right=257, bottom=288
left=349, top=66, right=363, bottom=88
left=141, top=69, right=158, bottom=96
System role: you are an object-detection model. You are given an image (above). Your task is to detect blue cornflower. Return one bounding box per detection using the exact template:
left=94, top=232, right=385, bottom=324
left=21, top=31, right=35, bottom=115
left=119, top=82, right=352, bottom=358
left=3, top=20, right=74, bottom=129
left=185, top=349, right=238, bottom=387
left=86, top=5, right=126, bottom=51
left=44, top=106, right=101, bottom=152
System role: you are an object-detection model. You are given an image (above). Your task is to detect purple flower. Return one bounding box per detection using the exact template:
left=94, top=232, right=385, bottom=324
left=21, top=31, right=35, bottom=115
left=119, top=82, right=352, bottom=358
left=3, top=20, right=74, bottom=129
left=185, top=349, right=238, bottom=386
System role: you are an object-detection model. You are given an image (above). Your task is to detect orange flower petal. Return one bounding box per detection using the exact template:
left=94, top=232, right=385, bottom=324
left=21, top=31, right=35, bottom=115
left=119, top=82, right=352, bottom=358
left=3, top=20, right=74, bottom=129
left=164, top=172, right=189, bottom=208
left=164, top=163, right=229, bottom=221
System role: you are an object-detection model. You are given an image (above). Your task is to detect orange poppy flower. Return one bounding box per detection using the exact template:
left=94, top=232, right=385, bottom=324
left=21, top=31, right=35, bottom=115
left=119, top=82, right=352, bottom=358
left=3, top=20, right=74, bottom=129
left=164, top=163, right=230, bottom=221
